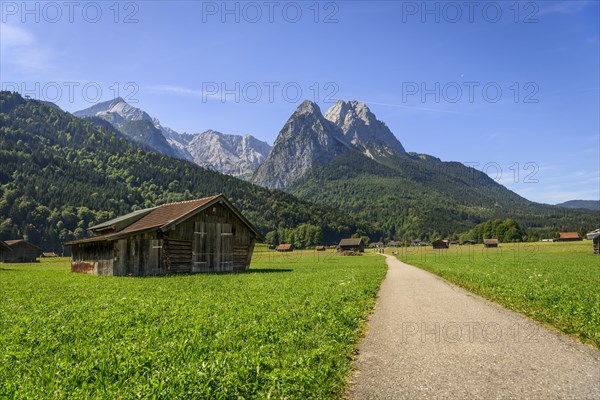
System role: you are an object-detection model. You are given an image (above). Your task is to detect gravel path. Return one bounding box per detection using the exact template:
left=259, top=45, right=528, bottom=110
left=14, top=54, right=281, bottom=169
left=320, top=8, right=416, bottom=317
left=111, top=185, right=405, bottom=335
left=348, top=255, right=600, bottom=399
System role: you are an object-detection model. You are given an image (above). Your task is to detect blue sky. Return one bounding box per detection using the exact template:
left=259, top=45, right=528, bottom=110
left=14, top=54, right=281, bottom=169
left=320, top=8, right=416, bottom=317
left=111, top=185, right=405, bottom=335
left=1, top=0, right=598, bottom=204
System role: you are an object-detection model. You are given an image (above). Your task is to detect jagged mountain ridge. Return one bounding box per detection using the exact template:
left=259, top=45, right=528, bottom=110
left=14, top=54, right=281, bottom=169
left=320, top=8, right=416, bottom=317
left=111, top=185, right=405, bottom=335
left=252, top=100, right=353, bottom=189
left=325, top=100, right=406, bottom=158
left=185, top=130, right=271, bottom=177
left=250, top=98, right=598, bottom=239
left=74, top=98, right=183, bottom=159
left=74, top=99, right=271, bottom=177
left=252, top=100, right=407, bottom=189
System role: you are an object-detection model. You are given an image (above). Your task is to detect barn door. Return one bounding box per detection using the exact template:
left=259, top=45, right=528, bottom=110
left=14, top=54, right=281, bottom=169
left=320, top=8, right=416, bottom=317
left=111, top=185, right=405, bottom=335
left=193, top=221, right=208, bottom=272
left=164, top=239, right=192, bottom=273
left=220, top=223, right=233, bottom=272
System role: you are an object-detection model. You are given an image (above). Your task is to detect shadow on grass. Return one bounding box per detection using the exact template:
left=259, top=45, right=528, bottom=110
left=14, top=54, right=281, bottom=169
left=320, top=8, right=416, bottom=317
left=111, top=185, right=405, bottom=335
left=244, top=268, right=293, bottom=274
left=121, top=268, right=295, bottom=278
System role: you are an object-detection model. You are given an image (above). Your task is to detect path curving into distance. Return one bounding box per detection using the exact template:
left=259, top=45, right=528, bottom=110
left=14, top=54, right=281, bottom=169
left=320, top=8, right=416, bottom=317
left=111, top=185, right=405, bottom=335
left=348, top=255, right=599, bottom=399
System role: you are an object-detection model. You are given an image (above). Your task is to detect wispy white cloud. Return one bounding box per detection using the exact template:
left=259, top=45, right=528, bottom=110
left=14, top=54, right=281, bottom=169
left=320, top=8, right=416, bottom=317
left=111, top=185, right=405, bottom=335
left=145, top=84, right=232, bottom=102
left=0, top=23, right=35, bottom=47
left=537, top=0, right=593, bottom=16
left=0, top=23, right=56, bottom=73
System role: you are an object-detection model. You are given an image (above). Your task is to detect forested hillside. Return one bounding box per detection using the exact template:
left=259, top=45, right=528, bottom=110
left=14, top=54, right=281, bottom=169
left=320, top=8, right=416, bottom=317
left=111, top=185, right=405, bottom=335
left=289, top=151, right=598, bottom=241
left=0, top=92, right=372, bottom=251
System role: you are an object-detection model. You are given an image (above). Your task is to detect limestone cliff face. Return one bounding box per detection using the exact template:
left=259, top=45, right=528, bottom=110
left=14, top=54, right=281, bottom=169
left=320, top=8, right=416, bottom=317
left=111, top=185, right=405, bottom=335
left=252, top=100, right=352, bottom=189
left=324, top=100, right=405, bottom=158
left=74, top=98, right=183, bottom=159
left=253, top=100, right=407, bottom=189
left=185, top=130, right=271, bottom=177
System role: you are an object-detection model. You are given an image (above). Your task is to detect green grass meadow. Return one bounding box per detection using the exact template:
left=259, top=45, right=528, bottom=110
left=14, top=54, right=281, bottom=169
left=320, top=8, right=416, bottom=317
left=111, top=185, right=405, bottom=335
left=393, top=241, right=600, bottom=348
left=0, top=248, right=386, bottom=399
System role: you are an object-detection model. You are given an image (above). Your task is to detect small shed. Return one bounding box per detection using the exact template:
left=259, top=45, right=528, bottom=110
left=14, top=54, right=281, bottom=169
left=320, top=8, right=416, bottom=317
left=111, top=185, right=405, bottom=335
left=65, top=194, right=263, bottom=276
left=432, top=240, right=449, bottom=249
left=462, top=240, right=476, bottom=245
left=0, top=239, right=42, bottom=262
left=556, top=232, right=582, bottom=242
left=370, top=242, right=384, bottom=248
left=586, top=230, right=600, bottom=255
left=42, top=252, right=59, bottom=258
left=275, top=244, right=294, bottom=252
left=338, top=238, right=364, bottom=253
left=0, top=240, right=11, bottom=259
left=315, top=245, right=326, bottom=251
left=484, top=239, right=499, bottom=248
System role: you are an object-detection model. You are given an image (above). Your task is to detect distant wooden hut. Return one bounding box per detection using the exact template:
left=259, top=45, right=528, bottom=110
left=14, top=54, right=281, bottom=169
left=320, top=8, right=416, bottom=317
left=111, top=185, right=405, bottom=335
left=587, top=230, right=600, bottom=255
left=556, top=232, right=582, bottom=242
left=338, top=238, right=364, bottom=253
left=42, top=252, right=59, bottom=258
left=0, top=239, right=42, bottom=262
left=432, top=240, right=449, bottom=249
left=462, top=240, right=476, bottom=245
left=0, top=240, right=11, bottom=259
left=484, top=239, right=499, bottom=248
left=276, top=244, right=294, bottom=252
left=370, top=242, right=384, bottom=248
left=315, top=245, right=326, bottom=251
left=65, top=194, right=263, bottom=276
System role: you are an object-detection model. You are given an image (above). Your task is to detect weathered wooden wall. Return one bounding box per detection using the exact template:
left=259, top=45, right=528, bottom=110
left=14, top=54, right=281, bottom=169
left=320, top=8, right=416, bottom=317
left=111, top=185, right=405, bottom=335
left=73, top=202, right=257, bottom=276
left=1, top=242, right=41, bottom=262
left=165, top=203, right=254, bottom=273
left=71, top=242, right=114, bottom=275
left=112, top=232, right=163, bottom=276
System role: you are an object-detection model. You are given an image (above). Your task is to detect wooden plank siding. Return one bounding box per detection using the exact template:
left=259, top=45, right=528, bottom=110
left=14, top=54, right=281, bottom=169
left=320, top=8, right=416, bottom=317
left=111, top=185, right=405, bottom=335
left=69, top=196, right=259, bottom=276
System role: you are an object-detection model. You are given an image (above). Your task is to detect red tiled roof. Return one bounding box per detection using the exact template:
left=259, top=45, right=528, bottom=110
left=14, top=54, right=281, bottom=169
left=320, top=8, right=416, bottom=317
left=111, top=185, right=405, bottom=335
left=559, top=232, right=580, bottom=239
left=119, top=196, right=218, bottom=235
left=66, top=195, right=222, bottom=245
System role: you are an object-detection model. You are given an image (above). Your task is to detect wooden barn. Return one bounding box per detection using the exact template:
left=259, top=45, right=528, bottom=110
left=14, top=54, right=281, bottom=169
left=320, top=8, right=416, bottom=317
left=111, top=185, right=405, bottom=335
left=0, top=239, right=42, bottom=262
left=462, top=240, right=476, bottom=245
left=432, top=240, right=449, bottom=249
left=484, top=239, right=499, bottom=248
left=275, top=244, right=294, bottom=252
left=338, top=238, right=364, bottom=253
left=65, top=194, right=263, bottom=276
left=315, top=245, right=326, bottom=251
left=556, top=232, right=582, bottom=242
left=587, top=230, right=600, bottom=255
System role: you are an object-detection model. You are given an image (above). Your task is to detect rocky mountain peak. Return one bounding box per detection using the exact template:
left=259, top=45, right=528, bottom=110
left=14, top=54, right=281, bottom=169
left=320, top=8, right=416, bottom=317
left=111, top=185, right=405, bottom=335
left=294, top=99, right=322, bottom=116
left=74, top=98, right=179, bottom=159
left=324, top=99, right=405, bottom=157
left=185, top=130, right=271, bottom=177
left=75, top=97, right=152, bottom=122
left=252, top=100, right=352, bottom=189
